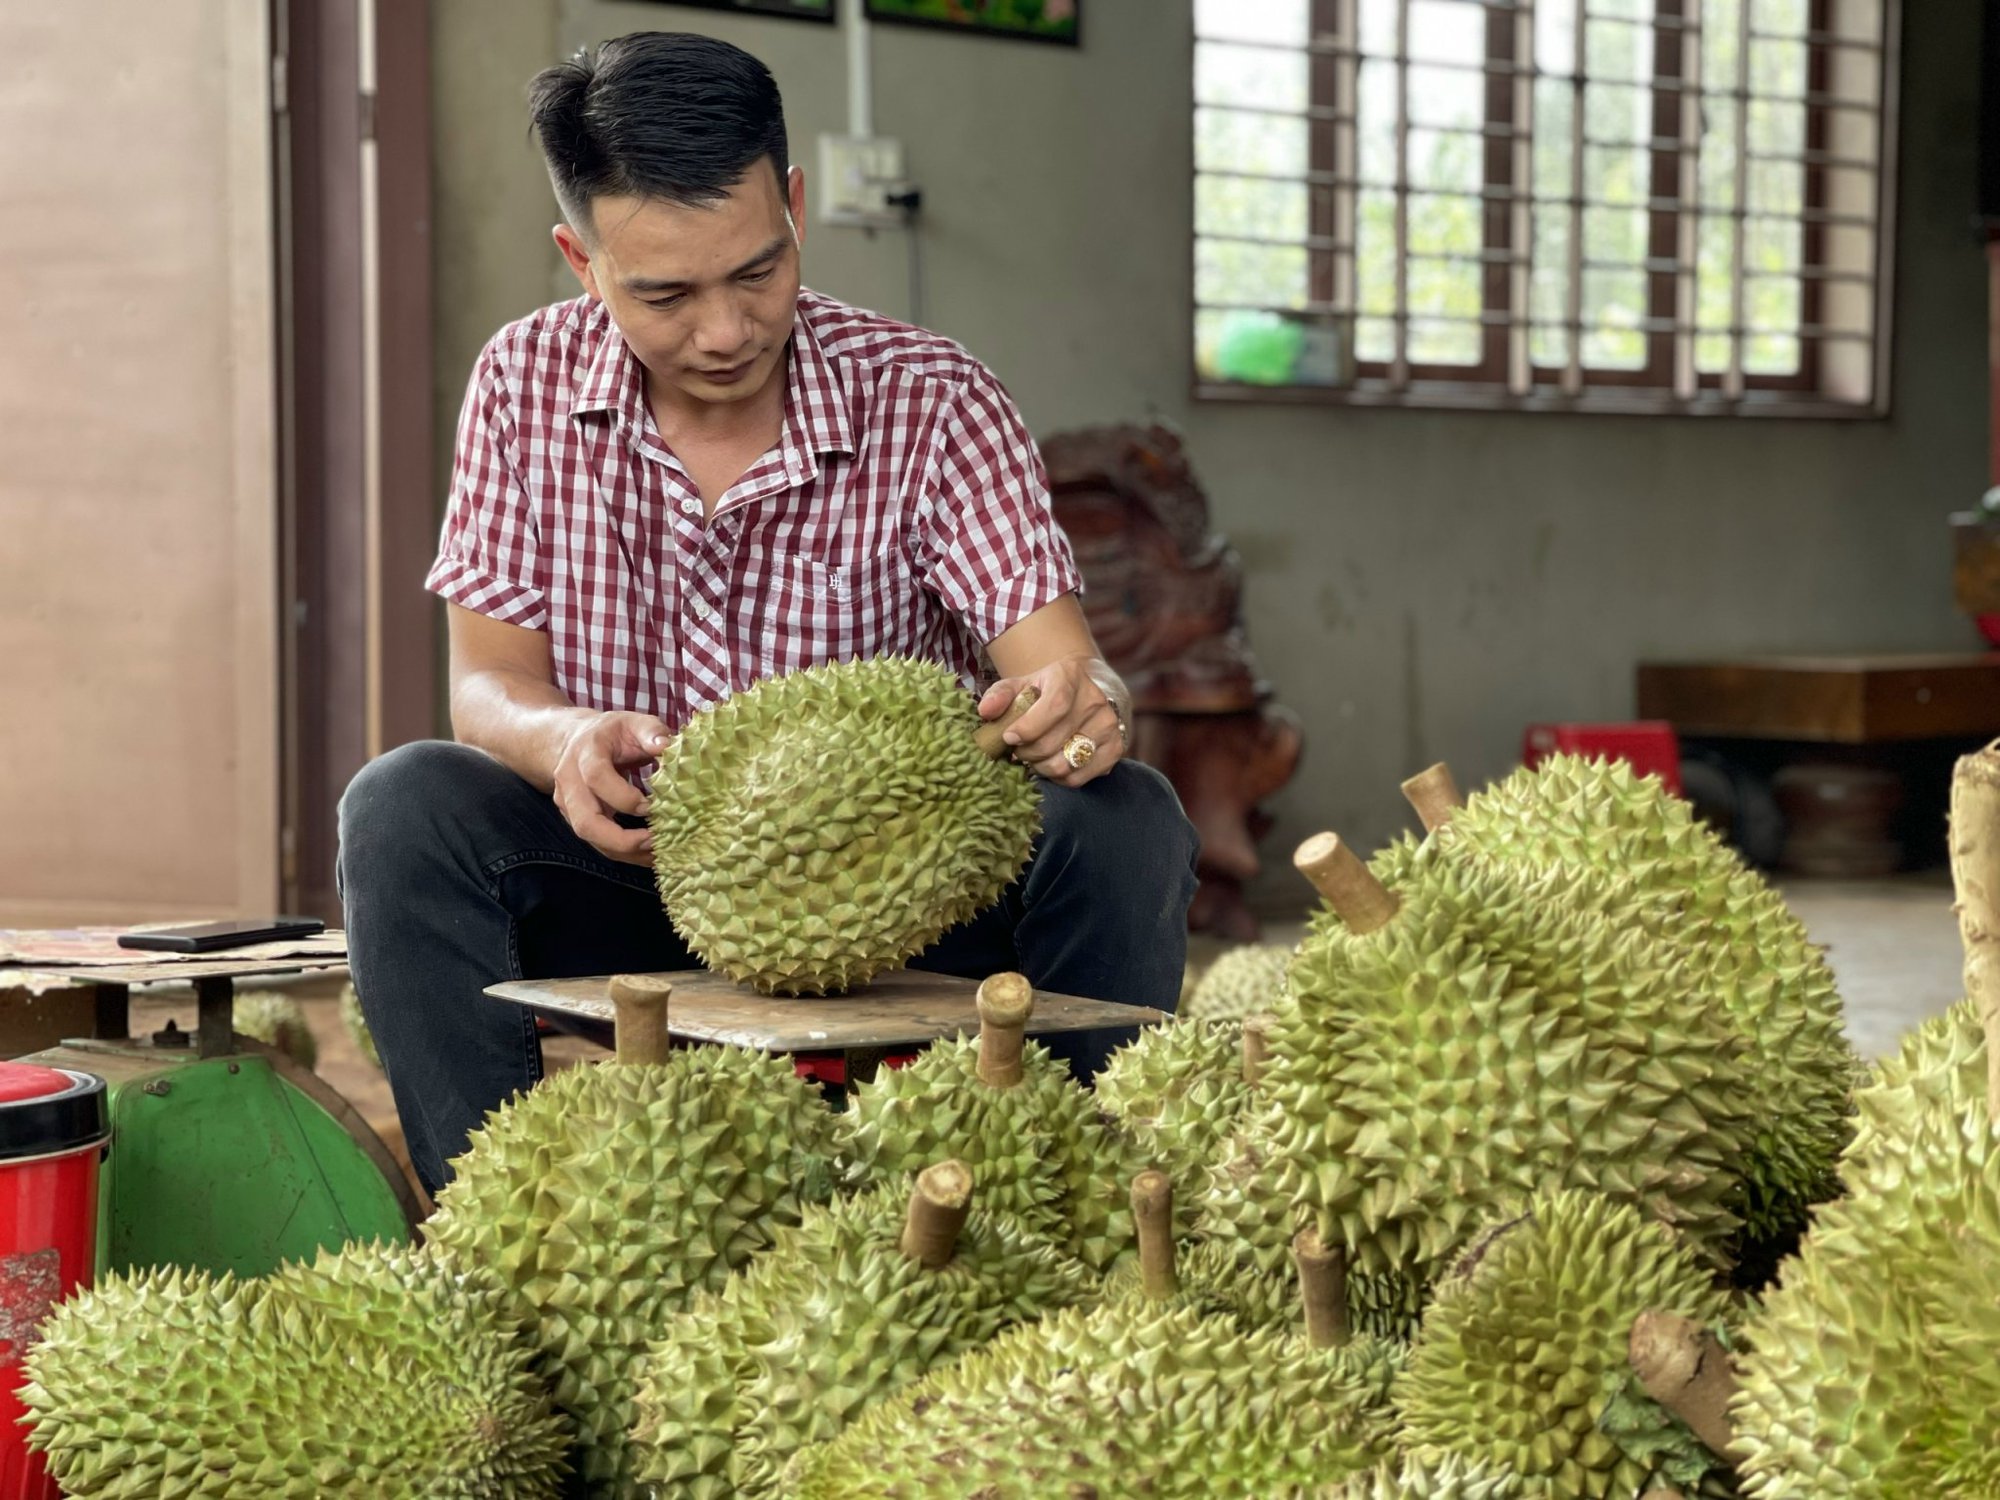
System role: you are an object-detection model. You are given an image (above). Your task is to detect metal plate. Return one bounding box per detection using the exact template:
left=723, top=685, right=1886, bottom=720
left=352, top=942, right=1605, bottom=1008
left=483, top=968, right=1167, bottom=1052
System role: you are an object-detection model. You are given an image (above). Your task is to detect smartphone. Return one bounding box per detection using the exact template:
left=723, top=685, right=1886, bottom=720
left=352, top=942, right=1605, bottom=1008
left=117, top=917, right=327, bottom=954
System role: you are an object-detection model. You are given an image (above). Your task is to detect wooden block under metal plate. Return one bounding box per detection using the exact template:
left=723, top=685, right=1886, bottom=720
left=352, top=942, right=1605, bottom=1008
left=483, top=968, right=1167, bottom=1052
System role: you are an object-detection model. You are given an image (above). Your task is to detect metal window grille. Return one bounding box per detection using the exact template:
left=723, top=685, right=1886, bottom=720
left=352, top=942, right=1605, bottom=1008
left=1193, top=0, right=1897, bottom=415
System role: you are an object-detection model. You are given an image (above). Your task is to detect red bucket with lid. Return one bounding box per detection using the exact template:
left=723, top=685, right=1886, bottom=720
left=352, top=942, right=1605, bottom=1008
left=0, top=1062, right=109, bottom=1500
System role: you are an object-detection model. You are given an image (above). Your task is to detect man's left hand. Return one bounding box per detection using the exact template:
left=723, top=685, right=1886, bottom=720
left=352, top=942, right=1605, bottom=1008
left=978, top=655, right=1128, bottom=788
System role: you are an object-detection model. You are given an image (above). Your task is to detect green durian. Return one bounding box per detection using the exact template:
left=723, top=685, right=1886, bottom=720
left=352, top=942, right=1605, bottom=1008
left=1329, top=1455, right=1524, bottom=1499
left=21, top=1242, right=568, bottom=1499
left=425, top=1015, right=839, bottom=1498
left=1423, top=754, right=1856, bottom=1248
left=1206, top=845, right=1755, bottom=1294
left=340, top=981, right=382, bottom=1070
left=1095, top=1017, right=1252, bottom=1233
left=647, top=657, right=1041, bottom=994
left=838, top=974, right=1143, bottom=1272
left=630, top=1161, right=1096, bottom=1498
left=1731, top=996, right=2000, bottom=1498
left=1395, top=1190, right=1731, bottom=1498
left=787, top=1295, right=1400, bottom=1499
left=1182, top=941, right=1293, bottom=1023
left=231, top=988, right=317, bottom=1069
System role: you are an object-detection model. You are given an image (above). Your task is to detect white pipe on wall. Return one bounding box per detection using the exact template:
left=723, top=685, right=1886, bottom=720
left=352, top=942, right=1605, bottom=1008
left=844, top=0, right=872, bottom=139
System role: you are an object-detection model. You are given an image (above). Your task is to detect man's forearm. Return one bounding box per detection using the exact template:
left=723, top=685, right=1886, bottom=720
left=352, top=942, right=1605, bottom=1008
left=450, top=668, right=598, bottom=794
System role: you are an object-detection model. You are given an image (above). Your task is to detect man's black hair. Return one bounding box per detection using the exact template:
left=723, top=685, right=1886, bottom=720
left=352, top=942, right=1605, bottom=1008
left=528, top=32, right=790, bottom=236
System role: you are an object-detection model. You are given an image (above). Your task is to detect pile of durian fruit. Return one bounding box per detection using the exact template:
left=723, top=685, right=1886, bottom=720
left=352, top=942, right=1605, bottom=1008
left=23, top=687, right=2000, bottom=1497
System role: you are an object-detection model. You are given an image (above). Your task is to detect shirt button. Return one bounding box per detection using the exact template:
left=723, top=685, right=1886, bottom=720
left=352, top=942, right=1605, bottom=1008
left=681, top=498, right=700, bottom=517
left=691, top=599, right=711, bottom=620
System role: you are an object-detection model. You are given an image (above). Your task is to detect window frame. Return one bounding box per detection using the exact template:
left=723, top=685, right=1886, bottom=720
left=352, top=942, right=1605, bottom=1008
left=1190, top=0, right=1901, bottom=418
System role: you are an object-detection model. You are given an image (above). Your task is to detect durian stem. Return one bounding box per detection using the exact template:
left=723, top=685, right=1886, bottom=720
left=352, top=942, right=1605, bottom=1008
left=901, top=1159, right=974, bottom=1269
left=972, top=686, right=1043, bottom=760
left=1292, top=1226, right=1349, bottom=1348
left=1949, top=740, right=2000, bottom=1125
left=1293, top=833, right=1399, bottom=935
left=1400, top=762, right=1465, bottom=833
left=607, top=974, right=674, bottom=1066
left=974, top=972, right=1035, bottom=1088
left=1130, top=1170, right=1179, bottom=1299
left=1241, top=1015, right=1272, bottom=1086
left=1628, top=1310, right=1741, bottom=1465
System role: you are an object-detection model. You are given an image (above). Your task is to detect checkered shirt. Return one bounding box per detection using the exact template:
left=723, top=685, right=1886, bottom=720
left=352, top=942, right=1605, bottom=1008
left=426, top=289, right=1081, bottom=732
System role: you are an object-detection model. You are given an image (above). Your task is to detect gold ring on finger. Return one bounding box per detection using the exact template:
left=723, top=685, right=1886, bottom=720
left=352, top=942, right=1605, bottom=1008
left=1061, top=733, right=1097, bottom=770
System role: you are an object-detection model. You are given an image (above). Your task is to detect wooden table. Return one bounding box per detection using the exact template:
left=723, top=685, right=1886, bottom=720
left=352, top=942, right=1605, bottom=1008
left=486, top=967, right=1168, bottom=1086
left=1636, top=653, right=2000, bottom=744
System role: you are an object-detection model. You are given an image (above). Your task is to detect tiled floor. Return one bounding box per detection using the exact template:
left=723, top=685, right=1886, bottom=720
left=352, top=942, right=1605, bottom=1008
left=120, top=870, right=1970, bottom=1197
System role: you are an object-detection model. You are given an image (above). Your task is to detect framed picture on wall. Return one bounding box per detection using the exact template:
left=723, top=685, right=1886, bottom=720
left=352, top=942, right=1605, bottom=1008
left=863, top=0, right=1079, bottom=46
left=638, top=0, right=836, bottom=21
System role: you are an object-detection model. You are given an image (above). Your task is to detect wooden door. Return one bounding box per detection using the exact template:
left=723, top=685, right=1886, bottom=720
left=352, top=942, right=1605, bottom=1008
left=0, top=4, right=280, bottom=924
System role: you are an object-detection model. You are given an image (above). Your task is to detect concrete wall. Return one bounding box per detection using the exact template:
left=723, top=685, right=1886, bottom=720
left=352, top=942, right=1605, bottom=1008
left=433, top=0, right=1990, bottom=911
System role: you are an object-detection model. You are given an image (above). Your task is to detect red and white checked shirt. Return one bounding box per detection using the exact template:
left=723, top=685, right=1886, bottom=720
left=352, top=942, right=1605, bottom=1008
left=426, top=288, right=1081, bottom=733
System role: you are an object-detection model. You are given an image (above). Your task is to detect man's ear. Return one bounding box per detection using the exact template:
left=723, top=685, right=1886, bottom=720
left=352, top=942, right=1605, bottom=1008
left=786, top=165, right=808, bottom=254
left=553, top=222, right=601, bottom=300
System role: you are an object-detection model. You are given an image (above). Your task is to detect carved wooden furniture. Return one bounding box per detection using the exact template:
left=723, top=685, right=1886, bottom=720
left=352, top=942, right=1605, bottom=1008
left=1041, top=424, right=1303, bottom=941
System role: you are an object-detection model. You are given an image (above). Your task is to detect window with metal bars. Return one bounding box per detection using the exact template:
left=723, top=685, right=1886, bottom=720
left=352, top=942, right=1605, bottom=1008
left=1193, top=0, right=1897, bottom=414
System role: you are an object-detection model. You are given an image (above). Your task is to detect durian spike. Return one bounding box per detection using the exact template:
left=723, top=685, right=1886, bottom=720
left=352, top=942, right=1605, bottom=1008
left=971, top=685, right=1043, bottom=760
left=1628, top=1310, right=1741, bottom=1464
left=1400, top=762, right=1465, bottom=833
left=1291, top=1226, right=1349, bottom=1348
left=900, top=1159, right=974, bottom=1269
left=1293, top=833, right=1400, bottom=935
left=607, top=974, right=674, bottom=1066
left=974, top=972, right=1035, bottom=1088
left=1948, top=740, right=2000, bottom=1123
left=1241, top=1015, right=1272, bottom=1086
left=1130, top=1170, right=1179, bottom=1299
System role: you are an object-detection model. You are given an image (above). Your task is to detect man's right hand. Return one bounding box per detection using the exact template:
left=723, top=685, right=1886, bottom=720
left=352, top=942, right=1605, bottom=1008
left=552, top=711, right=672, bottom=866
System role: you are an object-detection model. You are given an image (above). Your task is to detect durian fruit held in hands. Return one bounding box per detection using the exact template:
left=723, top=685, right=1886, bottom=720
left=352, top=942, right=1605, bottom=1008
left=232, top=988, right=317, bottom=1069
left=630, top=1160, right=1096, bottom=1497
left=1182, top=941, right=1293, bottom=1023
left=1393, top=1189, right=1732, bottom=1499
left=20, top=1241, right=570, bottom=1499
left=1204, top=832, right=1754, bottom=1295
left=648, top=657, right=1042, bottom=994
left=839, top=971, right=1142, bottom=1272
left=787, top=1172, right=1401, bottom=1499
left=424, top=975, right=839, bottom=1497
left=1405, top=754, right=1855, bottom=1253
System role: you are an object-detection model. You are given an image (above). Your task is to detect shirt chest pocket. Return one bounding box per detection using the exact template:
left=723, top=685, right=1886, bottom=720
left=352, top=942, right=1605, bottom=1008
left=748, top=550, right=911, bottom=683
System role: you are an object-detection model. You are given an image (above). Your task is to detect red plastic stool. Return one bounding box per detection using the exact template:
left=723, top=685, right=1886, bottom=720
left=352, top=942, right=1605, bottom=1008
left=0, top=1063, right=109, bottom=1500
left=1523, top=720, right=1683, bottom=796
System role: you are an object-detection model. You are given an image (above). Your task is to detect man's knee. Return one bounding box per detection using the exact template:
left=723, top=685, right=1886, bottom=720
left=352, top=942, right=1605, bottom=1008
left=337, top=740, right=497, bottom=888
left=1040, top=760, right=1200, bottom=886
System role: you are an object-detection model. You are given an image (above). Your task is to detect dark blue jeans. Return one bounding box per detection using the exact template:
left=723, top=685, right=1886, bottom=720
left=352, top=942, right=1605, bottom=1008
left=337, top=740, right=1199, bottom=1195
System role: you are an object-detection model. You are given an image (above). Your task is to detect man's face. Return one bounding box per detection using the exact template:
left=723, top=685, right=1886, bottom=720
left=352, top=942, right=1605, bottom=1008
left=555, top=163, right=807, bottom=411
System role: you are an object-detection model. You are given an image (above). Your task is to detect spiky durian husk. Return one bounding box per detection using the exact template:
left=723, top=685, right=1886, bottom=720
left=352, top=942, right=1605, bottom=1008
left=786, top=1301, right=1400, bottom=1499
left=1395, top=1190, right=1730, bottom=1499
left=1329, top=1455, right=1525, bottom=1499
left=1206, top=856, right=1753, bottom=1292
left=21, top=1243, right=569, bottom=1499
left=1182, top=943, right=1294, bottom=1024
left=839, top=1034, right=1142, bottom=1273
left=425, top=1049, right=838, bottom=1497
left=1433, top=754, right=1855, bottom=1247
left=1731, top=997, right=2000, bottom=1499
left=647, top=657, right=1041, bottom=994
left=340, top=981, right=381, bottom=1070
left=1095, top=1019, right=1250, bottom=1234
left=232, top=988, right=317, bottom=1069
left=630, top=1187, right=1094, bottom=1498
